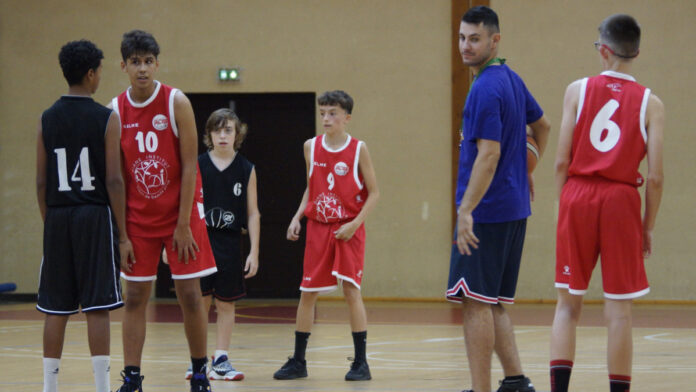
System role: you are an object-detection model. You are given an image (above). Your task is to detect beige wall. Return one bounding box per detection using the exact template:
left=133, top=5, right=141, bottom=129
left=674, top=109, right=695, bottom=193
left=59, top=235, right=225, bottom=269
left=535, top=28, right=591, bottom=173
left=0, top=0, right=693, bottom=300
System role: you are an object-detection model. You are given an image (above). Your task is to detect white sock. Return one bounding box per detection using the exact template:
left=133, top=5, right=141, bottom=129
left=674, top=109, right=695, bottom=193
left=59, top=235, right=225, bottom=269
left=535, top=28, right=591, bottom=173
left=214, top=350, right=228, bottom=360
left=43, top=357, right=60, bottom=392
left=91, top=356, right=110, bottom=392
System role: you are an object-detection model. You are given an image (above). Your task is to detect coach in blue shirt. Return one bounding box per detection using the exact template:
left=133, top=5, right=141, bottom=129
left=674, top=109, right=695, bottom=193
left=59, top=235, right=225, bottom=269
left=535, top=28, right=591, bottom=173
left=445, top=6, right=551, bottom=392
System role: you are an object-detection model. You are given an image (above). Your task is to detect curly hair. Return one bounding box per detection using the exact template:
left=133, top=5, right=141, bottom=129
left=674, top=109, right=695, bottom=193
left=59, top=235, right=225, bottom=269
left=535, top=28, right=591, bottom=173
left=58, top=40, right=104, bottom=86
left=203, top=108, right=248, bottom=151
left=120, top=30, right=160, bottom=61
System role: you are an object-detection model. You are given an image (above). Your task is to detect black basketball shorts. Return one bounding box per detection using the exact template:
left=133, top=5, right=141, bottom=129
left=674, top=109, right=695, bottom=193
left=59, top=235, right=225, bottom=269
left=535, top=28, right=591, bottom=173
left=200, top=229, right=246, bottom=301
left=37, top=205, right=123, bottom=314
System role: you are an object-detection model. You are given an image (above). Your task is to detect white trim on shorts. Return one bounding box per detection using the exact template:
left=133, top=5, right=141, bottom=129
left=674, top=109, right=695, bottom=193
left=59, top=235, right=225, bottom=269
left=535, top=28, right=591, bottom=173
left=332, top=271, right=361, bottom=290
left=446, top=277, right=502, bottom=305
left=106, top=207, right=123, bottom=304
left=605, top=287, right=650, bottom=300
left=36, top=304, right=79, bottom=315
left=120, top=272, right=157, bottom=282
left=172, top=266, right=218, bottom=280
left=82, top=301, right=124, bottom=312
left=300, top=284, right=338, bottom=293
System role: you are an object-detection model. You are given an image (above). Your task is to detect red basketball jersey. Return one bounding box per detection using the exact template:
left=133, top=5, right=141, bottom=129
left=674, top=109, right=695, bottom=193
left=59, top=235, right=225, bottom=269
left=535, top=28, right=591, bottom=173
left=112, top=82, right=204, bottom=237
left=568, top=71, right=651, bottom=186
left=304, top=134, right=368, bottom=223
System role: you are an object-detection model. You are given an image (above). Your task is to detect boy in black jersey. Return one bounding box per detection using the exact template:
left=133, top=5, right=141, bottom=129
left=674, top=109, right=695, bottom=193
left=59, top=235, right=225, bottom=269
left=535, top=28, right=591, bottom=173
left=35, top=39, right=132, bottom=392
left=186, top=108, right=260, bottom=380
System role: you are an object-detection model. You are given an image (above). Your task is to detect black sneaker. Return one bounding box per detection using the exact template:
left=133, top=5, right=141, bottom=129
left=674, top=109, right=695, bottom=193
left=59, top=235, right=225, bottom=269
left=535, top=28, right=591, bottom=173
left=345, top=359, right=371, bottom=381
left=273, top=357, right=307, bottom=380
left=190, top=372, right=212, bottom=392
left=497, top=376, right=535, bottom=392
left=115, top=371, right=144, bottom=392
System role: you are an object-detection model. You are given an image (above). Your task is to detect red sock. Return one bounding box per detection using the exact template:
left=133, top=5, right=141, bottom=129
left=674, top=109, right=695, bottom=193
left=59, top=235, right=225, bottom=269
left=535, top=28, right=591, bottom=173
left=609, top=374, right=631, bottom=392
left=550, top=360, right=573, bottom=392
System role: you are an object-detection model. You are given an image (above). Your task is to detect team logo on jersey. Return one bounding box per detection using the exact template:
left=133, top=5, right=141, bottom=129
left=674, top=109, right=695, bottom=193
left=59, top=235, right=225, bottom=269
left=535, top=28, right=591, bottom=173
left=334, top=161, right=349, bottom=176
left=132, top=155, right=170, bottom=199
left=233, top=182, right=243, bottom=196
left=313, top=192, right=345, bottom=223
left=606, top=82, right=622, bottom=92
left=152, top=114, right=169, bottom=131
left=205, top=207, right=235, bottom=229
left=563, top=265, right=570, bottom=276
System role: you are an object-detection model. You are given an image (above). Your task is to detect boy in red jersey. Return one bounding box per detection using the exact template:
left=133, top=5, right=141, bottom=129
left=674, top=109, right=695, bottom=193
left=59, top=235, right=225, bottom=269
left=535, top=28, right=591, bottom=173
left=550, top=15, right=664, bottom=392
left=273, top=90, right=379, bottom=381
left=109, top=30, right=216, bottom=392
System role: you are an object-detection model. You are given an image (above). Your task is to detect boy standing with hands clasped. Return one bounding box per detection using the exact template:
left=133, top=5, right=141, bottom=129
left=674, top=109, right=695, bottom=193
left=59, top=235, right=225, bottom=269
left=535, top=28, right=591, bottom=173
left=273, top=90, right=379, bottom=381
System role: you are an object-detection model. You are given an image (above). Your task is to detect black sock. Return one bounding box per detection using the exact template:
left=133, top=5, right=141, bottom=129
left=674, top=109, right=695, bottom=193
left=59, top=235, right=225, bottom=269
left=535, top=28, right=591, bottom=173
left=503, top=374, right=525, bottom=383
left=352, top=330, right=367, bottom=363
left=124, top=366, right=141, bottom=383
left=191, top=357, right=207, bottom=374
left=550, top=360, right=573, bottom=392
left=294, top=331, right=310, bottom=361
left=609, top=374, right=631, bottom=392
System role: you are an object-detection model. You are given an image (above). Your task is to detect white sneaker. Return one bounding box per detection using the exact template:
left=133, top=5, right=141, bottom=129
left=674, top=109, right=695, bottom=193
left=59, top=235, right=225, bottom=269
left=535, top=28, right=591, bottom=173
left=209, top=355, right=244, bottom=381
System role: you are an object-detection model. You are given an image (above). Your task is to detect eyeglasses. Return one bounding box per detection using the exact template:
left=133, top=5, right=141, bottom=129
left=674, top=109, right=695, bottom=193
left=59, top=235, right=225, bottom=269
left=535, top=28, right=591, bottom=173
left=593, top=41, right=639, bottom=59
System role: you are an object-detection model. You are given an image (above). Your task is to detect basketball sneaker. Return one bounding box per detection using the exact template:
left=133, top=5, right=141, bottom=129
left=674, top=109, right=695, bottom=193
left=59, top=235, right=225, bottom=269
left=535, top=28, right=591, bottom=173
left=496, top=376, right=536, bottom=392
left=209, top=355, right=244, bottom=381
left=115, top=370, right=144, bottom=392
left=185, top=364, right=209, bottom=380
left=190, top=372, right=212, bottom=392
left=344, top=358, right=371, bottom=381
left=272, top=357, right=307, bottom=380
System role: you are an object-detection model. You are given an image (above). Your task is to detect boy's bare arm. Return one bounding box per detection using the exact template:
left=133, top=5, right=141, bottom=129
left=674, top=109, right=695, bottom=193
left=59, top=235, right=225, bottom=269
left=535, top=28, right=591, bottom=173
left=288, top=140, right=312, bottom=241
left=555, top=80, right=581, bottom=199
left=172, top=91, right=199, bottom=262
left=104, top=111, right=135, bottom=271
left=642, top=93, right=665, bottom=257
left=245, top=167, right=261, bottom=277
left=335, top=142, right=379, bottom=241
left=35, top=117, right=47, bottom=221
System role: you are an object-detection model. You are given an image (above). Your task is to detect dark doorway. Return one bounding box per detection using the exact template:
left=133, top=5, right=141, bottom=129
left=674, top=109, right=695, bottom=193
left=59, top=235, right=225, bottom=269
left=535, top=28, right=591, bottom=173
left=155, top=92, right=315, bottom=298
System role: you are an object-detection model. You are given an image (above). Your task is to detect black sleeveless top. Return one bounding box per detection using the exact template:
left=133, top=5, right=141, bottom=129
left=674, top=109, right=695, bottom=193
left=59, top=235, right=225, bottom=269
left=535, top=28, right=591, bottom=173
left=42, top=96, right=112, bottom=207
left=198, top=152, right=254, bottom=232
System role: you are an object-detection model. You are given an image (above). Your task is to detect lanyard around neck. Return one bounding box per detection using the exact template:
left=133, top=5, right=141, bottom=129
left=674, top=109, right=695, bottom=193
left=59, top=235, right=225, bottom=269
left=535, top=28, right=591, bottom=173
left=472, top=57, right=506, bottom=83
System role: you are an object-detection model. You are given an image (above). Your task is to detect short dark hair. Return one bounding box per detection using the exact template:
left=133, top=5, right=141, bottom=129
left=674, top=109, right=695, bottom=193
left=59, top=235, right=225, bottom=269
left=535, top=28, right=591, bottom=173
left=203, top=108, right=248, bottom=151
left=317, top=90, right=354, bottom=114
left=120, top=30, right=160, bottom=61
left=58, top=40, right=104, bottom=86
left=599, top=14, right=640, bottom=59
left=462, top=6, right=500, bottom=34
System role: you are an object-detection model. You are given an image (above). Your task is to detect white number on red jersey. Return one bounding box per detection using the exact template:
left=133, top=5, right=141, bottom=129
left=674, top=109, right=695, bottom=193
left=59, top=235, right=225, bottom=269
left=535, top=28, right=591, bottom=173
left=589, top=99, right=621, bottom=152
left=327, top=172, right=335, bottom=190
left=135, top=131, right=158, bottom=152
left=54, top=147, right=95, bottom=191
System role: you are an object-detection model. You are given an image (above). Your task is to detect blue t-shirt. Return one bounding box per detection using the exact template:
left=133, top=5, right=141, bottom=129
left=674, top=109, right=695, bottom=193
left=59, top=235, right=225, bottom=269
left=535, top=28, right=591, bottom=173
left=455, top=64, right=543, bottom=223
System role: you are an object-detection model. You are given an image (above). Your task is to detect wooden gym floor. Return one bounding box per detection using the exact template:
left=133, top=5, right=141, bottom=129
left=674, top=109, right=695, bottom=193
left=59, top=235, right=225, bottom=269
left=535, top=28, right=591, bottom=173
left=0, top=299, right=694, bottom=391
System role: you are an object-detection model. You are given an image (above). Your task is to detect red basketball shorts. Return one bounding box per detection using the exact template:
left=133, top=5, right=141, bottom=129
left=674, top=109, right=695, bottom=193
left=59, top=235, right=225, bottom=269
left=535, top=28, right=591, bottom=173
left=555, top=176, right=649, bottom=299
left=301, top=219, right=365, bottom=292
left=122, top=212, right=217, bottom=281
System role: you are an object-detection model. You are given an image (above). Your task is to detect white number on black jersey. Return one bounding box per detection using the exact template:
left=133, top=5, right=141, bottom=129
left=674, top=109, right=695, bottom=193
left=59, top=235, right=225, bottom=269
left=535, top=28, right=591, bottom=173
left=54, top=147, right=95, bottom=191
left=590, top=99, right=621, bottom=152
left=135, top=131, right=158, bottom=152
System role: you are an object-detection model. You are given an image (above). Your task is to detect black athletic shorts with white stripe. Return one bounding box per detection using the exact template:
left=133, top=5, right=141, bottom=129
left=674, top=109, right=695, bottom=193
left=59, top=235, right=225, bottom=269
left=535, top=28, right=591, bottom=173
left=37, top=205, right=123, bottom=314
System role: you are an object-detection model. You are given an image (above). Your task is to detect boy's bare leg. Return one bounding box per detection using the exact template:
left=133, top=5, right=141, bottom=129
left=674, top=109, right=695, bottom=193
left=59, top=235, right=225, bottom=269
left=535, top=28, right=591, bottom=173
left=604, top=298, right=633, bottom=376
left=296, top=291, right=319, bottom=332
left=215, top=300, right=236, bottom=351
left=462, top=298, right=494, bottom=392
left=492, top=303, right=523, bottom=377
left=122, top=280, right=152, bottom=366
left=550, top=289, right=583, bottom=361
left=43, top=314, right=69, bottom=358
left=343, top=283, right=367, bottom=331
left=174, top=278, right=207, bottom=359
left=86, top=310, right=110, bottom=355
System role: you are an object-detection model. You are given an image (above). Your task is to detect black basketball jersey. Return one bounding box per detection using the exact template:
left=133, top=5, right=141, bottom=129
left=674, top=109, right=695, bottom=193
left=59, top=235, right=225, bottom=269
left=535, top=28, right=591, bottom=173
left=42, top=96, right=112, bottom=207
left=198, top=152, right=254, bottom=232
